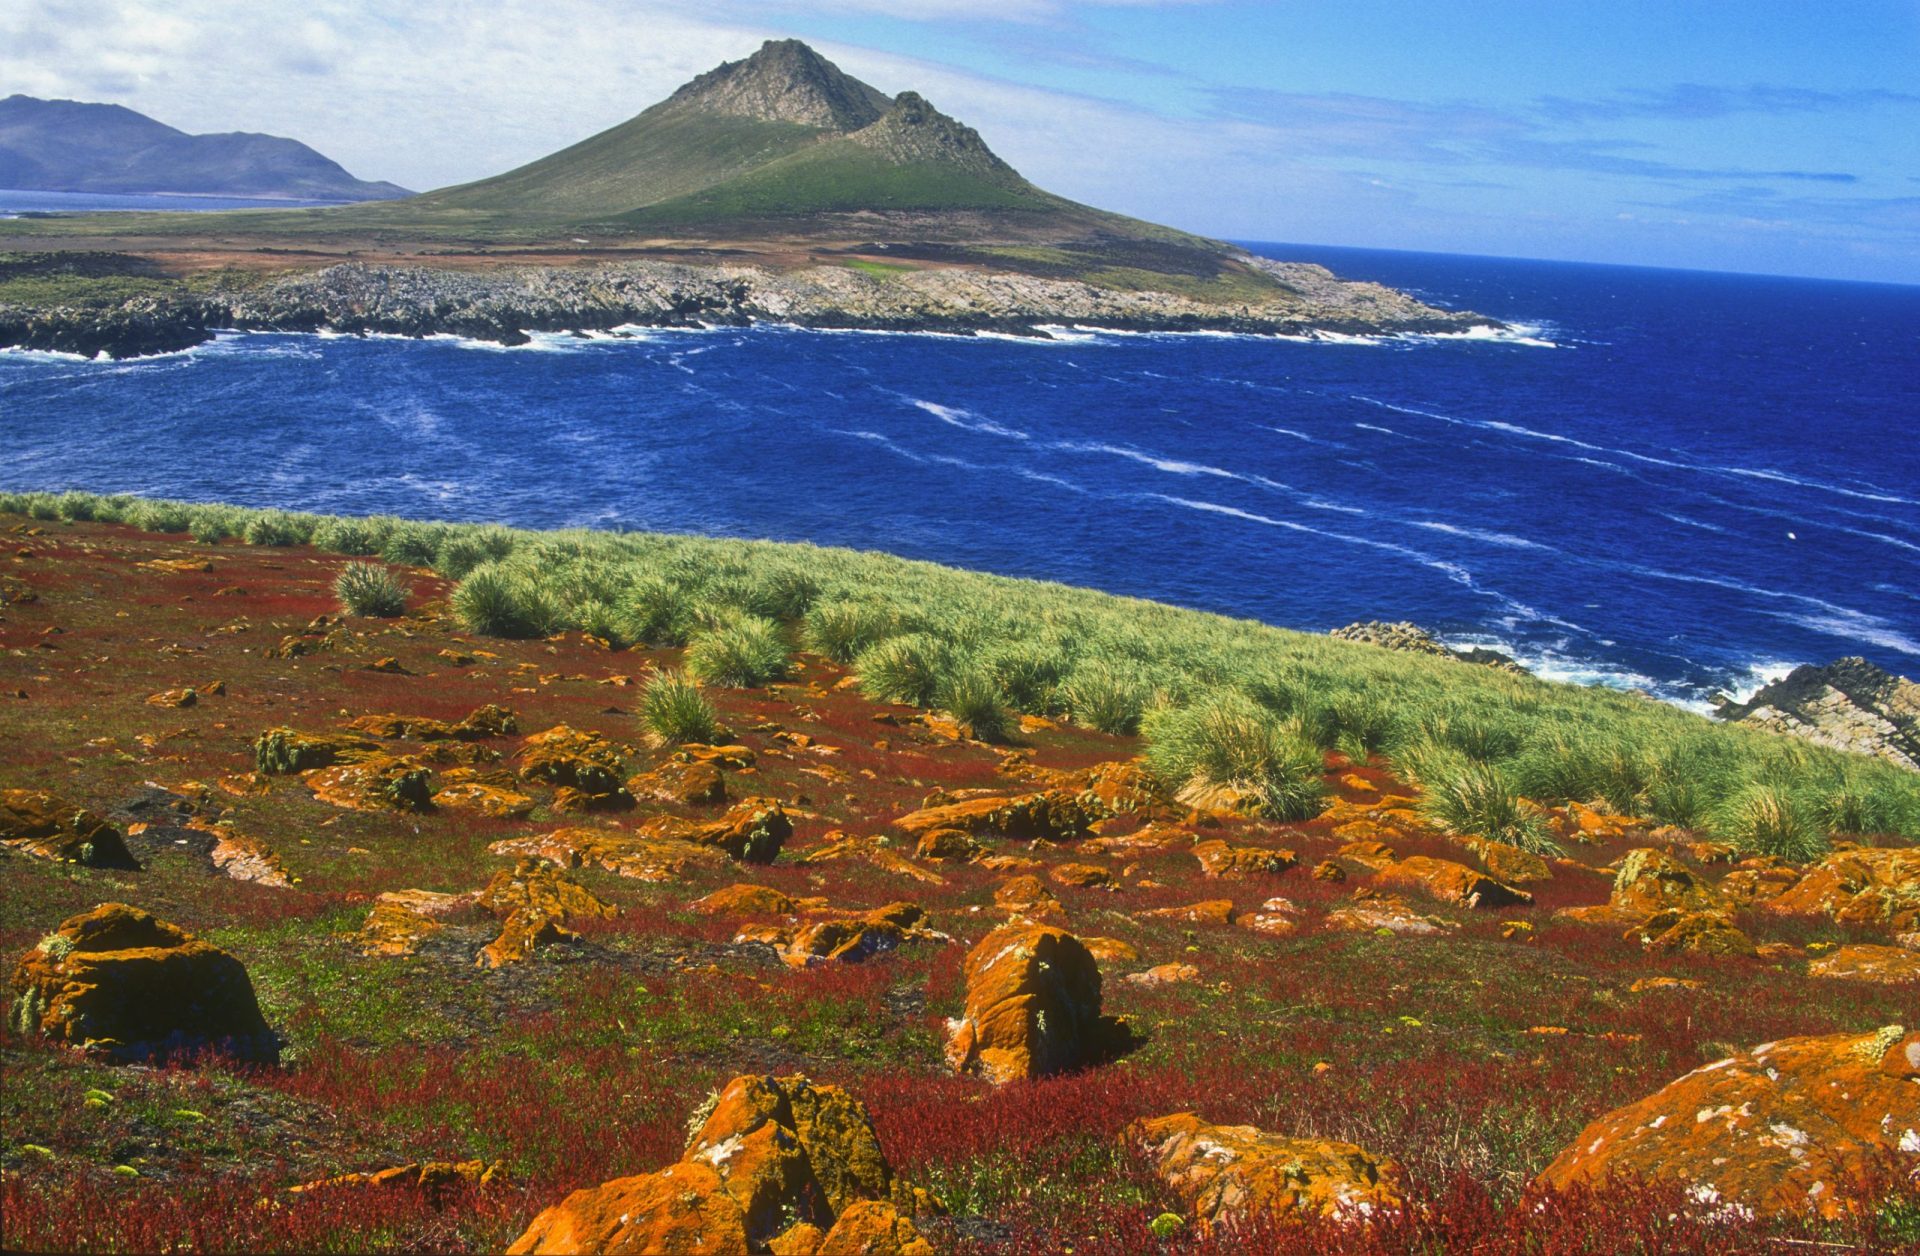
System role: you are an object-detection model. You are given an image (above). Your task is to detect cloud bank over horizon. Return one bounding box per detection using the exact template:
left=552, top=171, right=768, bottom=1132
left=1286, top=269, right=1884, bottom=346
left=4, top=0, right=1916, bottom=282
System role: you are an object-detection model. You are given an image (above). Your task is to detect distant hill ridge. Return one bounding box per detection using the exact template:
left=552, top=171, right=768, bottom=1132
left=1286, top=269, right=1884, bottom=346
left=0, top=94, right=410, bottom=201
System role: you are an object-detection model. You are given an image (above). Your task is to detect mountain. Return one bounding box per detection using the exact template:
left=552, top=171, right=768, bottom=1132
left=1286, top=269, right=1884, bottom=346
left=0, top=95, right=411, bottom=201
left=406, top=39, right=1199, bottom=250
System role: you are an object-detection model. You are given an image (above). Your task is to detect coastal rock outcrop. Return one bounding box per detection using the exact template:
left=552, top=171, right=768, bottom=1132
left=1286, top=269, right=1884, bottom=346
left=1716, top=657, right=1920, bottom=772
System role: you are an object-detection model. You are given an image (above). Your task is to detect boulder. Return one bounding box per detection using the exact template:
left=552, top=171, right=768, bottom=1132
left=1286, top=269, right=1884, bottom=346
left=893, top=790, right=1099, bottom=841
left=1807, top=944, right=1920, bottom=984
left=1323, top=892, right=1456, bottom=937
left=253, top=728, right=380, bottom=774
left=477, top=913, right=580, bottom=970
left=1561, top=847, right=1717, bottom=926
left=489, top=828, right=727, bottom=882
left=360, top=900, right=444, bottom=957
left=774, top=904, right=933, bottom=970
left=1630, top=909, right=1755, bottom=956
left=293, top=1159, right=505, bottom=1197
left=1126, top=962, right=1199, bottom=987
left=1717, top=856, right=1802, bottom=905
left=0, top=789, right=138, bottom=868
left=914, top=828, right=983, bottom=864
left=432, top=782, right=537, bottom=819
left=307, top=755, right=434, bottom=813
left=1536, top=1024, right=1920, bottom=1219
left=8, top=903, right=276, bottom=1063
left=1192, top=839, right=1297, bottom=879
left=507, top=1074, right=927, bottom=1254
left=994, top=875, right=1059, bottom=912
left=1768, top=847, right=1920, bottom=932
left=945, top=923, right=1124, bottom=1083
left=1237, top=897, right=1305, bottom=937
left=209, top=832, right=292, bottom=887
left=478, top=858, right=616, bottom=925
left=1458, top=836, right=1552, bottom=885
left=1050, top=862, right=1114, bottom=889
left=1127, top=1113, right=1407, bottom=1232
left=1376, top=856, right=1531, bottom=909
left=627, top=760, right=728, bottom=806
left=1142, top=899, right=1237, bottom=927
left=695, top=799, right=793, bottom=864
left=518, top=725, right=632, bottom=808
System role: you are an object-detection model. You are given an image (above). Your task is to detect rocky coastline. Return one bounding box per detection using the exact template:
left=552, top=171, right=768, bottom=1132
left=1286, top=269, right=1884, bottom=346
left=1717, top=656, right=1920, bottom=772
left=0, top=255, right=1494, bottom=359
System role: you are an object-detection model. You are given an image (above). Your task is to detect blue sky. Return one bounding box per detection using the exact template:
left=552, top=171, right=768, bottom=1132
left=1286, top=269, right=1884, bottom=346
left=7, top=0, right=1917, bottom=281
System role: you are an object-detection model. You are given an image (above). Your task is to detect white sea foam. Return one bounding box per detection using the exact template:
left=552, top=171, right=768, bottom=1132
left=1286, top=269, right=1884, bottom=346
left=1352, top=422, right=1412, bottom=438
left=1056, top=441, right=1242, bottom=479
left=1763, top=610, right=1920, bottom=657
left=1412, top=520, right=1553, bottom=550
left=910, top=399, right=1030, bottom=440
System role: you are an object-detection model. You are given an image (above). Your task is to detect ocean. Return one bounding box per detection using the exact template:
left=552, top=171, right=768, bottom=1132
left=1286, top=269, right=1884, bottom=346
left=2, top=242, right=1915, bottom=710
left=0, top=189, right=350, bottom=215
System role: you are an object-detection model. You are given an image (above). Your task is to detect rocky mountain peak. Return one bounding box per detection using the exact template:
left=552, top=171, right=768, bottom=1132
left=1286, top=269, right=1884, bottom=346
left=848, top=91, right=1022, bottom=180
left=667, top=38, right=892, bottom=131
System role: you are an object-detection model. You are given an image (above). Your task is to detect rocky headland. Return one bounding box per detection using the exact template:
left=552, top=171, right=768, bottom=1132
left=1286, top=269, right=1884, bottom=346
left=0, top=253, right=1490, bottom=359
left=1718, top=656, right=1920, bottom=772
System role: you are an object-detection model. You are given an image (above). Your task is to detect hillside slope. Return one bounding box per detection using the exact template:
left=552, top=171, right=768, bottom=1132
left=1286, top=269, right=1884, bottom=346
left=0, top=95, right=410, bottom=201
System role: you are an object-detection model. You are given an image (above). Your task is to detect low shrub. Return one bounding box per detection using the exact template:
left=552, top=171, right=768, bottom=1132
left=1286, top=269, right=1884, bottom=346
left=334, top=563, right=408, bottom=617
left=639, top=670, right=718, bottom=745
left=686, top=615, right=788, bottom=688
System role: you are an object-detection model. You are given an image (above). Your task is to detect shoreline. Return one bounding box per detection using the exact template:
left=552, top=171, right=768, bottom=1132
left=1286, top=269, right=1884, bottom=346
left=0, top=255, right=1497, bottom=360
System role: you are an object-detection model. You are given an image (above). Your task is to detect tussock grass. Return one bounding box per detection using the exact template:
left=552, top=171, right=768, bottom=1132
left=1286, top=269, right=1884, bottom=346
left=685, top=614, right=788, bottom=688
left=1406, top=747, right=1560, bottom=855
left=938, top=667, right=1010, bottom=742
left=639, top=670, right=719, bottom=746
left=333, top=563, right=408, bottom=618
left=15, top=489, right=1920, bottom=855
left=1144, top=692, right=1328, bottom=820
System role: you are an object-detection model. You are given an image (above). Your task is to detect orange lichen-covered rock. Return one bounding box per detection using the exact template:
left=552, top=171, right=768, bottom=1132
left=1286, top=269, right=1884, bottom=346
left=0, top=789, right=138, bottom=868
left=359, top=900, right=444, bottom=957
left=346, top=713, right=461, bottom=741
left=1238, top=896, right=1305, bottom=937
left=431, top=781, right=537, bottom=819
left=1769, top=847, right=1920, bottom=932
left=627, top=759, right=728, bottom=806
left=914, top=828, right=983, bottom=864
left=893, top=790, right=1098, bottom=841
left=945, top=923, right=1122, bottom=1084
left=1808, top=944, right=1920, bottom=984
left=517, top=725, right=631, bottom=806
left=510, top=1073, right=924, bottom=1254
left=1630, top=908, right=1755, bottom=956
left=1717, top=856, right=1802, bottom=905
left=1458, top=837, right=1552, bottom=885
left=1334, top=840, right=1397, bottom=872
left=1611, top=847, right=1719, bottom=918
left=477, top=858, right=616, bottom=925
left=1080, top=936, right=1141, bottom=964
left=1377, top=856, right=1531, bottom=909
left=1143, top=899, right=1238, bottom=926
left=777, top=904, right=932, bottom=970
left=692, top=884, right=798, bottom=917
left=1192, top=839, right=1296, bottom=879
left=1125, top=962, right=1199, bottom=987
left=994, top=875, right=1058, bottom=911
left=9, top=903, right=277, bottom=1063
left=1050, top=862, right=1114, bottom=889
left=695, top=798, right=793, bottom=864
left=292, top=1158, right=505, bottom=1196
left=1127, top=1113, right=1408, bottom=1232
left=489, top=828, right=727, bottom=882
left=1536, top=1025, right=1920, bottom=1219
left=252, top=727, right=381, bottom=774
left=1323, top=891, right=1456, bottom=936
left=506, top=1160, right=748, bottom=1255
left=209, top=832, right=292, bottom=887
left=477, top=912, right=579, bottom=969
left=307, top=755, right=434, bottom=813
left=817, top=1200, right=932, bottom=1255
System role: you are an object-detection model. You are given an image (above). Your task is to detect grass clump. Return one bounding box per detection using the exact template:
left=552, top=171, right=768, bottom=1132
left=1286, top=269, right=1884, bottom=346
left=242, top=510, right=306, bottom=547
left=311, top=517, right=390, bottom=556
left=686, top=615, right=788, bottom=688
left=1409, top=748, right=1560, bottom=855
left=939, top=667, right=1010, bottom=742
left=856, top=633, right=949, bottom=707
left=1718, top=783, right=1827, bottom=861
left=1060, top=661, right=1150, bottom=735
left=334, top=563, right=408, bottom=618
left=802, top=600, right=898, bottom=663
left=1144, top=692, right=1328, bottom=820
left=640, top=670, right=719, bottom=745
left=451, top=564, right=548, bottom=638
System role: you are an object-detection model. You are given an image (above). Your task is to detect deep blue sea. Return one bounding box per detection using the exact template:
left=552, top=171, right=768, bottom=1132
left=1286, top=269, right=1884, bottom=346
left=3, top=242, right=1916, bottom=710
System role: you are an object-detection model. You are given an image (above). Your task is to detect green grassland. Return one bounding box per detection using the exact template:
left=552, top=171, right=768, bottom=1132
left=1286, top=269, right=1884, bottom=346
left=8, top=490, right=1915, bottom=855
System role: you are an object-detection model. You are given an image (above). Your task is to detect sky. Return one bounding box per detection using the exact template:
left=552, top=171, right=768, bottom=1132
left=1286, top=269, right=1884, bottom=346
left=5, top=0, right=1918, bottom=282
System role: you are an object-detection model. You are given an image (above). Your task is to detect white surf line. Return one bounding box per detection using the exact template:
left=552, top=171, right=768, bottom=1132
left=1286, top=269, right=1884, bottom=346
left=1351, top=393, right=1920, bottom=509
